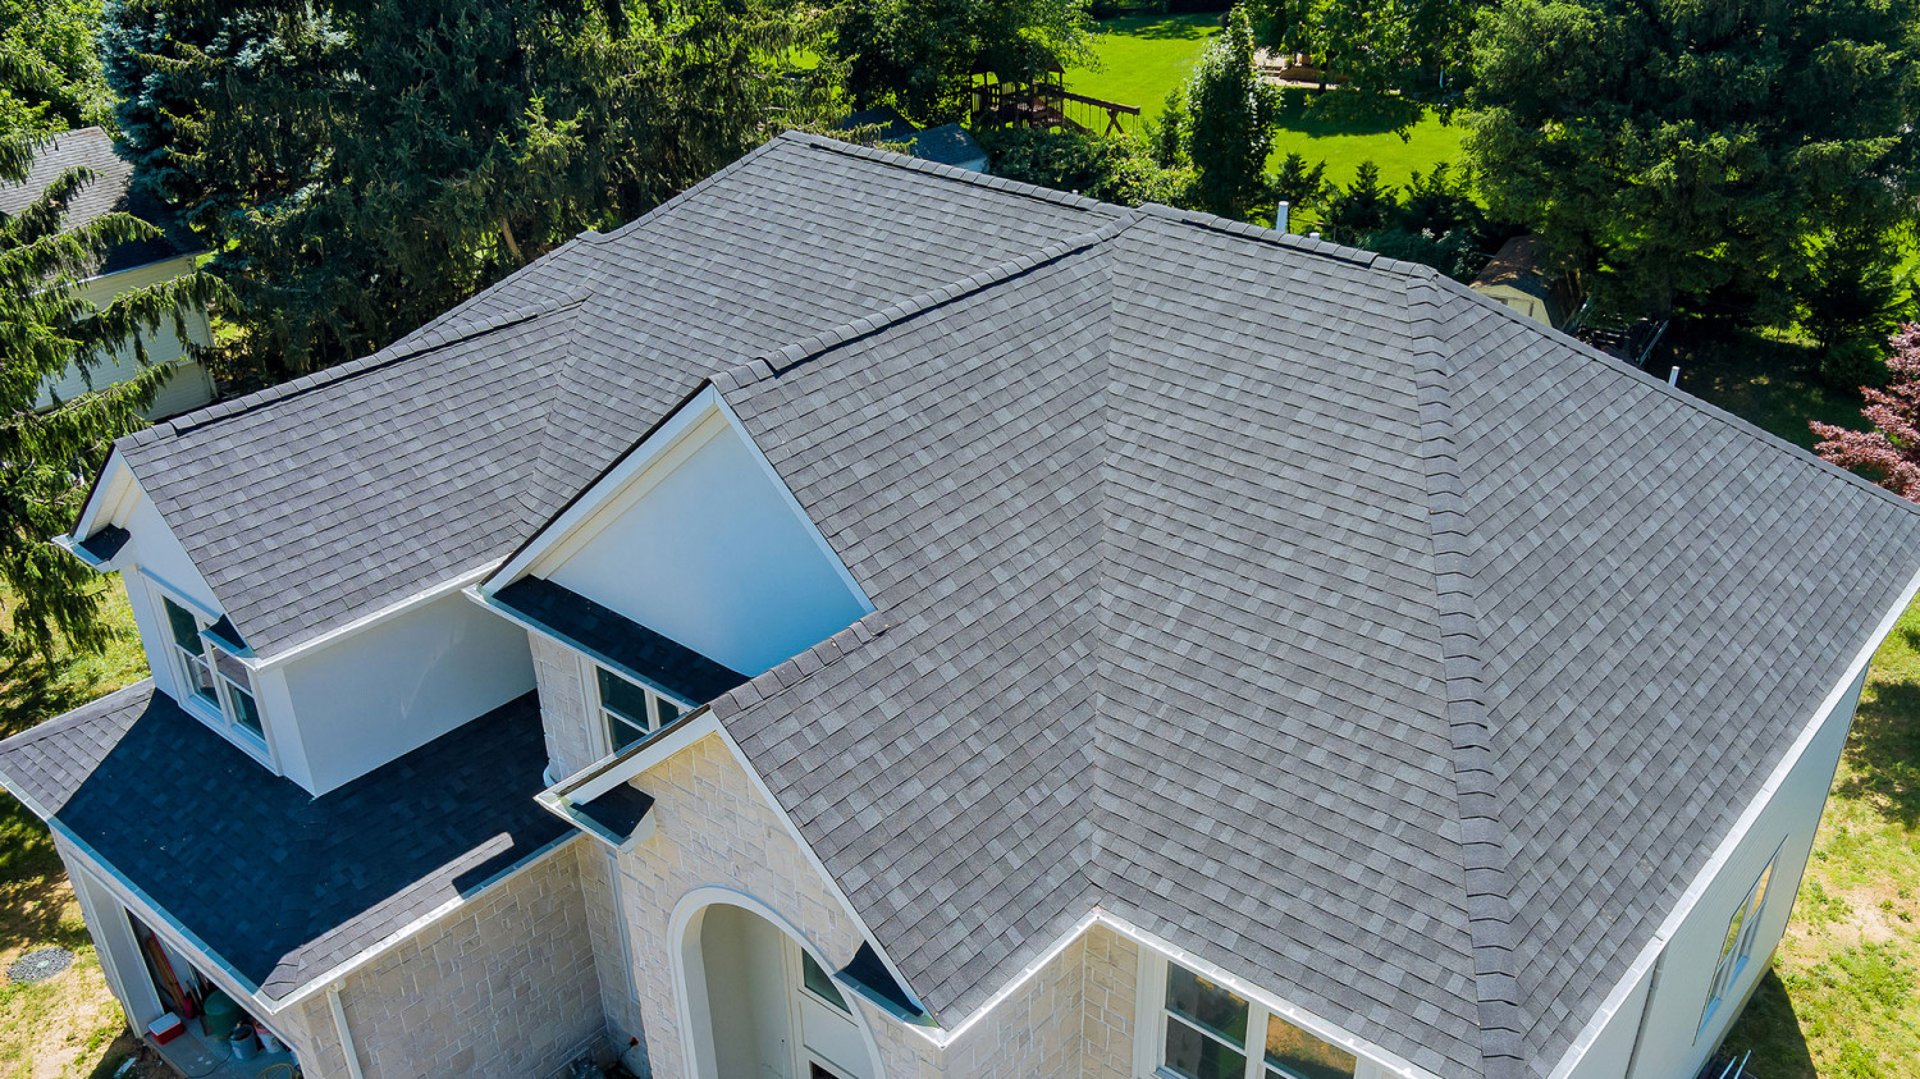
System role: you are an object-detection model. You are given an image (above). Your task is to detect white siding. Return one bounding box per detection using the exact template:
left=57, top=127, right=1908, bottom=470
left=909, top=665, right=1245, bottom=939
left=40, top=255, right=216, bottom=419
left=277, top=589, right=535, bottom=794
left=546, top=416, right=865, bottom=676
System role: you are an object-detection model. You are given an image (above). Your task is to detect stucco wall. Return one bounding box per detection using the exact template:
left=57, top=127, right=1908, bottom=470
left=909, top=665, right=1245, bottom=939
left=543, top=412, right=865, bottom=677
left=289, top=840, right=608, bottom=1079
left=278, top=588, right=535, bottom=794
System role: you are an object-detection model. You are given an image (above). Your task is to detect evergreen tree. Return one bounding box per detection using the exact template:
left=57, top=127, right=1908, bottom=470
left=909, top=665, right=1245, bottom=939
left=0, top=131, right=221, bottom=652
left=1271, top=152, right=1329, bottom=214
left=112, top=0, right=834, bottom=384
left=1466, top=0, right=1920, bottom=319
left=1184, top=5, right=1281, bottom=219
left=1321, top=160, right=1396, bottom=242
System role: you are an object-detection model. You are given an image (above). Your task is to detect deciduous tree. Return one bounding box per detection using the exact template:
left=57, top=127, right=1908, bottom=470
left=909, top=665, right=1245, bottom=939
left=1813, top=325, right=1920, bottom=502
left=1184, top=6, right=1280, bottom=219
left=831, top=0, right=1094, bottom=123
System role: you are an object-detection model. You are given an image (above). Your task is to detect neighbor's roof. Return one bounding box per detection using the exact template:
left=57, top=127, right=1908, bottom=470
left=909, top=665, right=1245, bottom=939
left=0, top=126, right=191, bottom=274
left=62, top=133, right=1920, bottom=1078
left=0, top=683, right=568, bottom=1001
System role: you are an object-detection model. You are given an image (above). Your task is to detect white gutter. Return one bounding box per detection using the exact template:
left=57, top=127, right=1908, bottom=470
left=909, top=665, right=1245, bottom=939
left=326, top=982, right=365, bottom=1079
left=1549, top=563, right=1920, bottom=1078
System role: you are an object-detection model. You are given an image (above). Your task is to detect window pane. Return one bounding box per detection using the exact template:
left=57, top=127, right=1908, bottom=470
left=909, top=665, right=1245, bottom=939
left=655, top=697, right=681, bottom=726
left=1265, top=1014, right=1357, bottom=1079
left=608, top=712, right=648, bottom=753
left=597, top=667, right=651, bottom=727
left=1164, top=1016, right=1247, bottom=1079
left=182, top=652, right=217, bottom=703
left=164, top=599, right=204, bottom=656
left=212, top=647, right=249, bottom=684
left=1750, top=863, right=1773, bottom=921
left=802, top=952, right=848, bottom=1012
left=1719, top=903, right=1747, bottom=964
left=226, top=682, right=264, bottom=738
left=1166, top=964, right=1249, bottom=1046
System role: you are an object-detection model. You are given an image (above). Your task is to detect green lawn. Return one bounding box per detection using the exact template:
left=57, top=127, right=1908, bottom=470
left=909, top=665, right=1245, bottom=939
left=1064, top=13, right=1467, bottom=190
left=0, top=581, right=148, bottom=1079
left=1662, top=320, right=1867, bottom=451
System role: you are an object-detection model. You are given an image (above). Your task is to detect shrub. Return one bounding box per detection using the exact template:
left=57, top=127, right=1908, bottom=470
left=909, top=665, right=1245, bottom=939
left=979, top=127, right=1192, bottom=206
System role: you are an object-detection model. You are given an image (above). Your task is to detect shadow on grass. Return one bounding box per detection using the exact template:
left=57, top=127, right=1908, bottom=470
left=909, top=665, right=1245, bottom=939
left=1837, top=676, right=1920, bottom=829
left=1721, top=969, right=1818, bottom=1078
left=1092, top=12, right=1220, bottom=40
left=84, top=1029, right=149, bottom=1079
left=1662, top=319, right=1864, bottom=451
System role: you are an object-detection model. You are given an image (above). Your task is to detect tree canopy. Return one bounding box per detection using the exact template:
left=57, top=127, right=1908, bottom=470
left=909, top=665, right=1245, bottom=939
left=1, top=0, right=112, bottom=138
left=1184, top=5, right=1281, bottom=219
left=1813, top=324, right=1920, bottom=502
left=1466, top=0, right=1920, bottom=319
left=830, top=0, right=1094, bottom=123
left=0, top=131, right=221, bottom=653
left=109, top=0, right=835, bottom=383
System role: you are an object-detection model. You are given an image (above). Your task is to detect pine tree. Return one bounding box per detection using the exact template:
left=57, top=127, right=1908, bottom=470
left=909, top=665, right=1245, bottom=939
left=0, top=131, right=222, bottom=653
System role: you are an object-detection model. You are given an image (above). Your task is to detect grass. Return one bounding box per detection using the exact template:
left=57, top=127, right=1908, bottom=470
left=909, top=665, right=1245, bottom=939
left=1662, top=319, right=1868, bottom=451
left=1721, top=601, right=1920, bottom=1076
left=0, top=580, right=148, bottom=1079
left=1064, top=13, right=1467, bottom=189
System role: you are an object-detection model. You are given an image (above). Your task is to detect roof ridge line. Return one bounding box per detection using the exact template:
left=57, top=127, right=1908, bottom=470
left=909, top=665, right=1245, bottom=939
left=707, top=215, right=1138, bottom=394
left=1135, top=202, right=1426, bottom=272
left=1431, top=274, right=1920, bottom=522
left=706, top=612, right=894, bottom=723
left=579, top=134, right=802, bottom=247
left=789, top=131, right=1119, bottom=215
left=126, top=290, right=590, bottom=446
left=1403, top=274, right=1529, bottom=1078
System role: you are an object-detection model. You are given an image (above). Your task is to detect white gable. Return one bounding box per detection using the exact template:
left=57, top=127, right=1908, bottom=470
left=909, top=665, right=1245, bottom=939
left=519, top=390, right=869, bottom=677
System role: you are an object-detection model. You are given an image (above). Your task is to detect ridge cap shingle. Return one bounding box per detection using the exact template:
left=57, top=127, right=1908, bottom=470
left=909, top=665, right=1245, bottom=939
left=1404, top=274, right=1526, bottom=1077
left=785, top=131, right=1118, bottom=216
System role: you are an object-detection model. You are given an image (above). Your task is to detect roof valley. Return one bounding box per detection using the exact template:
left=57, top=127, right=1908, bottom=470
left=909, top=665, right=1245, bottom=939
left=1403, top=275, right=1527, bottom=1078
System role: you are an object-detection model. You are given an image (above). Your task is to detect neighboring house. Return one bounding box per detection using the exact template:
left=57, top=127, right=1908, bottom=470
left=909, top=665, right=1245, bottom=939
left=0, top=126, right=215, bottom=418
left=1468, top=235, right=1576, bottom=330
left=2, top=133, right=1917, bottom=1079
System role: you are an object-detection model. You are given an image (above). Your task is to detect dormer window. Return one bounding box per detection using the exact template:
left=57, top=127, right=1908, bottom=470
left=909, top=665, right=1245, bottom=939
left=593, top=665, right=684, bottom=754
left=160, top=593, right=267, bottom=755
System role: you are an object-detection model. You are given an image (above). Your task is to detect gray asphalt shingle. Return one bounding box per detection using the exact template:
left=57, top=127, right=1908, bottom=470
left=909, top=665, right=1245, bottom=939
left=54, top=134, right=1920, bottom=1077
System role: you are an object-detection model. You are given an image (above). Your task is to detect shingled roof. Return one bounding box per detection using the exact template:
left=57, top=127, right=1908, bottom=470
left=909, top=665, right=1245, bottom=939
left=61, top=133, right=1920, bottom=1077
left=0, top=683, right=567, bottom=1000
left=0, top=126, right=192, bottom=274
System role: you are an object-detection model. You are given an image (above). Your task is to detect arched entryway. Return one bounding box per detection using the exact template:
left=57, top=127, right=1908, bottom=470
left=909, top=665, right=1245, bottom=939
left=674, top=891, right=881, bottom=1079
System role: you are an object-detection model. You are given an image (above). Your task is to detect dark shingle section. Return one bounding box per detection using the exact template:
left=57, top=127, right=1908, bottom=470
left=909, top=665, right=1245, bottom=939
left=575, top=783, right=656, bottom=840
left=112, top=132, right=1119, bottom=658
left=75, top=525, right=129, bottom=563
left=494, top=577, right=746, bottom=705
left=0, top=127, right=191, bottom=273
left=0, top=682, right=568, bottom=1000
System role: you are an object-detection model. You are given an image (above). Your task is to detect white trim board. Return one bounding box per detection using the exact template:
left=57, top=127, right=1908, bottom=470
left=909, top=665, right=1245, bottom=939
left=1548, top=563, right=1920, bottom=1078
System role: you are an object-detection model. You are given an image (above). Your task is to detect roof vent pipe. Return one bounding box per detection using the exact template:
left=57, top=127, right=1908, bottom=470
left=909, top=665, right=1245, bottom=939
left=1275, top=201, right=1290, bottom=234
left=1668, top=366, right=1681, bottom=386
left=1308, top=231, right=1322, bottom=241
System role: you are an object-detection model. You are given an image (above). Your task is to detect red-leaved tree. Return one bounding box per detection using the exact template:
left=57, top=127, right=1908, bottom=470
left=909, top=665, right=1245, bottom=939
left=1813, top=324, right=1920, bottom=501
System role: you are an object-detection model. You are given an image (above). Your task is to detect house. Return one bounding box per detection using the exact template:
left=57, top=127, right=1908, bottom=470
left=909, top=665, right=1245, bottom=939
left=1468, top=235, right=1576, bottom=330
left=0, top=126, right=216, bottom=418
left=2, top=132, right=1916, bottom=1079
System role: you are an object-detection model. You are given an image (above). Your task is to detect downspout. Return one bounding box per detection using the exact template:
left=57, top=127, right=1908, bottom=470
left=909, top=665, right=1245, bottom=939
left=327, top=982, right=366, bottom=1079
left=1620, top=947, right=1665, bottom=1079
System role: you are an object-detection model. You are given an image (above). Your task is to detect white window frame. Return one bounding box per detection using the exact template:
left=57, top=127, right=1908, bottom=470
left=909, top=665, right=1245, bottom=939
left=1698, top=850, right=1779, bottom=1036
left=1134, top=951, right=1377, bottom=1079
left=584, top=658, right=691, bottom=756
left=150, top=581, right=272, bottom=765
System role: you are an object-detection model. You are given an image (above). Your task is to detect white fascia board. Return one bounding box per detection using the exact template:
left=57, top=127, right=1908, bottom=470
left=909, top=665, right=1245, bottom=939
left=484, top=387, right=723, bottom=592
left=70, top=448, right=135, bottom=542
left=1549, top=562, right=1920, bottom=1079
left=247, top=560, right=497, bottom=671
left=547, top=708, right=720, bottom=806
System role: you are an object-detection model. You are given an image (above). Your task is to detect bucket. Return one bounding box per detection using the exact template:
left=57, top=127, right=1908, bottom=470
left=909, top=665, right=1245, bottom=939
left=259, top=1028, right=284, bottom=1054
left=229, top=1023, right=260, bottom=1061
left=201, top=990, right=239, bottom=1039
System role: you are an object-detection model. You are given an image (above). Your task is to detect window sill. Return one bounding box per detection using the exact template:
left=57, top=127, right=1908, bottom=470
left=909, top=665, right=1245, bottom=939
left=180, top=694, right=275, bottom=769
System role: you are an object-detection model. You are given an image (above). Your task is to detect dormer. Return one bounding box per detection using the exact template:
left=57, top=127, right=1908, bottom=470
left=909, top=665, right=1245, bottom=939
left=477, top=387, right=870, bottom=778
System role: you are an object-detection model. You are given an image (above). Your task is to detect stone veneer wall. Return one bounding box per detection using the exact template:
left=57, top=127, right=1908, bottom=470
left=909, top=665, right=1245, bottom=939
left=531, top=631, right=600, bottom=778
left=607, top=727, right=1141, bottom=1079
left=285, top=840, right=609, bottom=1078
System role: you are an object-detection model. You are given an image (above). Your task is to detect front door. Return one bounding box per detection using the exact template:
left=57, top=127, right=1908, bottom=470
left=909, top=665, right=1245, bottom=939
left=788, top=942, right=871, bottom=1079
